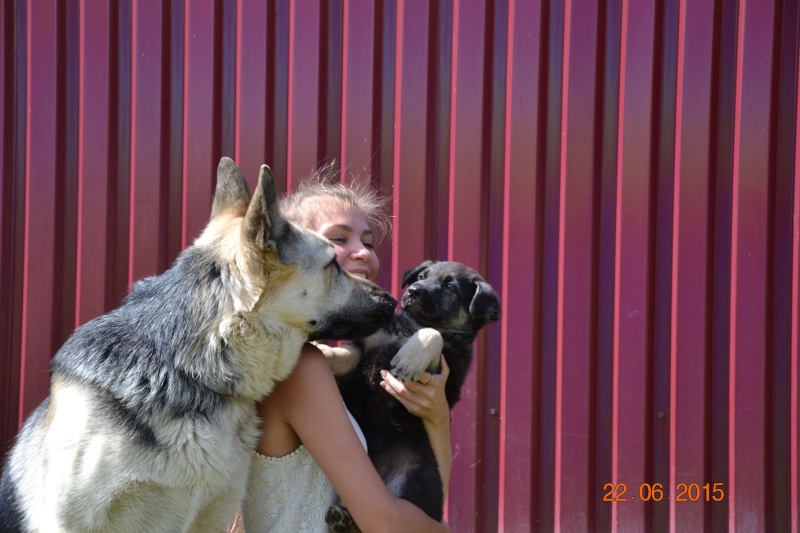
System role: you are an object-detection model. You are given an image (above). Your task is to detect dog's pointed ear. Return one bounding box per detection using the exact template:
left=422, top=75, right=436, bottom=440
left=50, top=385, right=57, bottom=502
left=469, top=281, right=500, bottom=324
left=211, top=157, right=252, bottom=219
left=401, top=260, right=436, bottom=288
left=243, top=164, right=287, bottom=252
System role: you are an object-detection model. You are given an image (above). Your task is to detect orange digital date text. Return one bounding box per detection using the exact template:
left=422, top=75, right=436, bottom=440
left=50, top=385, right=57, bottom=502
left=603, top=482, right=725, bottom=502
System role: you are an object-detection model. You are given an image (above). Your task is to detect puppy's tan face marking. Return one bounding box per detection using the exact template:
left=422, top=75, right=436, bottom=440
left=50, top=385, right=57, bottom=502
left=400, top=261, right=500, bottom=332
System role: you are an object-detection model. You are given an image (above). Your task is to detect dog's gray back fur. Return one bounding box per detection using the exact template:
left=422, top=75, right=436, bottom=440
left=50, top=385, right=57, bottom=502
left=54, top=249, right=232, bottom=423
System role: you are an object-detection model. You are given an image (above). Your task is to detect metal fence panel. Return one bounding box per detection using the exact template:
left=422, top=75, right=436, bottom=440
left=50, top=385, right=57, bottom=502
left=1, top=1, right=798, bottom=531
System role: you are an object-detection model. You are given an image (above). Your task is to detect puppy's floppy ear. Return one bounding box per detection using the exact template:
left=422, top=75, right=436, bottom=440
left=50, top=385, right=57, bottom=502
left=211, top=157, right=251, bottom=219
left=469, top=281, right=500, bottom=323
left=243, top=164, right=288, bottom=252
left=401, top=260, right=436, bottom=288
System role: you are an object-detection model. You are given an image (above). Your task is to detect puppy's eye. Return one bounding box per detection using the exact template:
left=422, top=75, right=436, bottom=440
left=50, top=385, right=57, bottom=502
left=418, top=272, right=426, bottom=280
left=441, top=275, right=457, bottom=291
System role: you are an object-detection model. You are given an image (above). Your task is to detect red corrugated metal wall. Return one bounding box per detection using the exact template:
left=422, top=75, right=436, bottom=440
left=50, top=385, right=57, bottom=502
left=1, top=1, right=799, bottom=531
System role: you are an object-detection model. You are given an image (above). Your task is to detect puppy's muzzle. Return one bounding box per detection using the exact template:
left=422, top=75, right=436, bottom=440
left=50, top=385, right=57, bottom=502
left=401, top=284, right=427, bottom=309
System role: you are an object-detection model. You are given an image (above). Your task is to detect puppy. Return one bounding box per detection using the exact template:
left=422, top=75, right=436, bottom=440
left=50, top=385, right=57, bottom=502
left=324, top=260, right=500, bottom=531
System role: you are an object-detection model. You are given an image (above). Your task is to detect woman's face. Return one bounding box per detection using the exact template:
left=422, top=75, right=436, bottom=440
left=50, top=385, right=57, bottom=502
left=316, top=204, right=380, bottom=283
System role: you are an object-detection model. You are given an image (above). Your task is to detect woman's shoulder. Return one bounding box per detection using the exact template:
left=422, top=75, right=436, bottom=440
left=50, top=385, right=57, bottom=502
left=287, top=343, right=331, bottom=381
left=270, top=343, right=340, bottom=414
left=256, top=343, right=340, bottom=456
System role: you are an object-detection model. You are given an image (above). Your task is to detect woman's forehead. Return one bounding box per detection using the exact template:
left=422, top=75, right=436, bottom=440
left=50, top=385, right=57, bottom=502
left=317, top=202, right=371, bottom=232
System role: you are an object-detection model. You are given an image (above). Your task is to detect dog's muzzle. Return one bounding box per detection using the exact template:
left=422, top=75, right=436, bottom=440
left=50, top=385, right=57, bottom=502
left=311, top=290, right=396, bottom=341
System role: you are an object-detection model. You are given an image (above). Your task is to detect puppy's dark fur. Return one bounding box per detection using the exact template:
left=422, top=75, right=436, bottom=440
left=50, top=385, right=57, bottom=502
left=325, top=260, right=500, bottom=531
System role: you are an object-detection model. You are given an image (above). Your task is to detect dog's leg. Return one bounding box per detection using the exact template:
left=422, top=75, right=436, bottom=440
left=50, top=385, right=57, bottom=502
left=190, top=487, right=244, bottom=533
left=389, top=328, right=443, bottom=382
left=95, top=483, right=194, bottom=533
left=315, top=342, right=363, bottom=376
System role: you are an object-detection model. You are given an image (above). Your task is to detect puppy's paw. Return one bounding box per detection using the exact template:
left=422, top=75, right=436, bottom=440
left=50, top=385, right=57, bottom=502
left=390, top=328, right=443, bottom=382
left=325, top=505, right=360, bottom=532
left=315, top=342, right=362, bottom=376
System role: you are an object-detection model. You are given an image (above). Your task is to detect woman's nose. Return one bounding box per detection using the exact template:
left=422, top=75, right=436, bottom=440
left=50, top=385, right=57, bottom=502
left=351, top=244, right=371, bottom=259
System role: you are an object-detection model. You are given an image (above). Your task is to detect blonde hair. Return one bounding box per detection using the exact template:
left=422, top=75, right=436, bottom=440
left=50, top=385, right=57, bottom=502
left=280, top=162, right=392, bottom=248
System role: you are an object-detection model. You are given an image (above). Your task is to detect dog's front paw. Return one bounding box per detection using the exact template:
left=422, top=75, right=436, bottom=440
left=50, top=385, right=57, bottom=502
left=390, top=328, right=443, bottom=382
left=315, top=342, right=362, bottom=376
left=325, top=505, right=360, bottom=532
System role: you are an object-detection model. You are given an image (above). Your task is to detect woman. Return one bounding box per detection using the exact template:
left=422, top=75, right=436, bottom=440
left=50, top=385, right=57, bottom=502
left=238, top=168, right=451, bottom=532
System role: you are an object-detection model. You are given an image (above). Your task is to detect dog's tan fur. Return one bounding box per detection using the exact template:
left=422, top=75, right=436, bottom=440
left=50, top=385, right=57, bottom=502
left=0, top=158, right=395, bottom=533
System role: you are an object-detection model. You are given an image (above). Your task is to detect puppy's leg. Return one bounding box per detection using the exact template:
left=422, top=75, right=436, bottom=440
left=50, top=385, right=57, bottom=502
left=325, top=504, right=361, bottom=533
left=389, top=328, right=443, bottom=382
left=314, top=342, right=363, bottom=376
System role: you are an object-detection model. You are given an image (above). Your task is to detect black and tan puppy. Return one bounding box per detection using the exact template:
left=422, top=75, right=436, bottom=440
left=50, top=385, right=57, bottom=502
left=324, top=260, right=500, bottom=532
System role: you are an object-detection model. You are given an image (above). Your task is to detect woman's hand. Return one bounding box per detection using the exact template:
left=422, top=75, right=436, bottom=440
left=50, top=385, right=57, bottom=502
left=379, top=355, right=451, bottom=427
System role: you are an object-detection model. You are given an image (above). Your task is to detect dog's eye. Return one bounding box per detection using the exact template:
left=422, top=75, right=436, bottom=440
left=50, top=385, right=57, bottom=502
left=441, top=276, right=457, bottom=292
left=418, top=272, right=426, bottom=280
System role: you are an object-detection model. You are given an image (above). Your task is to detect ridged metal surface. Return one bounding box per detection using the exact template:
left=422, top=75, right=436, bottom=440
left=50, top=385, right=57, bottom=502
left=1, top=1, right=798, bottom=531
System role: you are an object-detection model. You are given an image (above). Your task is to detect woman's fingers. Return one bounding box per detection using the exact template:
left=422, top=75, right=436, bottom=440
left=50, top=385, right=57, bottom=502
left=416, top=372, right=433, bottom=385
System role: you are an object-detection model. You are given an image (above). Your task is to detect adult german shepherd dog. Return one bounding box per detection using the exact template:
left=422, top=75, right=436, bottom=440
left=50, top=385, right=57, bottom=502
left=0, top=158, right=396, bottom=533
left=323, top=260, right=500, bottom=532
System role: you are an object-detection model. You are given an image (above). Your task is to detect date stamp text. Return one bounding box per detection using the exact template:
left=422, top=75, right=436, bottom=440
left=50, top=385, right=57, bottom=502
left=603, top=483, right=725, bottom=502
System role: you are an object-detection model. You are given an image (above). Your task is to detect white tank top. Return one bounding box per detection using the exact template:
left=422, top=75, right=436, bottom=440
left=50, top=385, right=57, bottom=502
left=241, top=407, right=367, bottom=532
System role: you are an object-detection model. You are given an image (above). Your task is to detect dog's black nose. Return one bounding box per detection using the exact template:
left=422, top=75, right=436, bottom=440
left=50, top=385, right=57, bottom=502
left=407, top=286, right=418, bottom=296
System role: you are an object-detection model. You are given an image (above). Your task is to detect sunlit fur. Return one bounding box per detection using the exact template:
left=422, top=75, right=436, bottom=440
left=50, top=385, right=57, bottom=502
left=0, top=158, right=395, bottom=533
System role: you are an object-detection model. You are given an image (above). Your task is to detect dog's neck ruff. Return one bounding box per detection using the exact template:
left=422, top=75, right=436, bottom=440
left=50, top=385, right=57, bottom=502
left=201, top=377, right=233, bottom=396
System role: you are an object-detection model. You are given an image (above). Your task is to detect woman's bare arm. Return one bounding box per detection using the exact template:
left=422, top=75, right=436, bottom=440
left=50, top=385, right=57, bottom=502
left=270, top=345, right=449, bottom=533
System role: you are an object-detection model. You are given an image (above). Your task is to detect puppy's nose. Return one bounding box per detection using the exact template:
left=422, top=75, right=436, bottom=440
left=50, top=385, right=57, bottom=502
left=407, top=286, right=418, bottom=296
